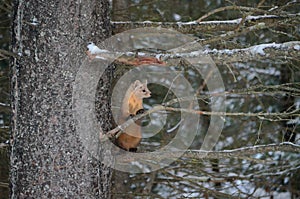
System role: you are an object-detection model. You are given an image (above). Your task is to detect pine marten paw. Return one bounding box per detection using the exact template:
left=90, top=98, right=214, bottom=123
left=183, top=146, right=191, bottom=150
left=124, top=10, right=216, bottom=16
left=129, top=148, right=138, bottom=152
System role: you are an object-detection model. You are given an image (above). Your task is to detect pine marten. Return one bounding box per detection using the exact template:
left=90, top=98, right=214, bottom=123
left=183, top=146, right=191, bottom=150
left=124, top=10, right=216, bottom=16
left=116, top=80, right=151, bottom=152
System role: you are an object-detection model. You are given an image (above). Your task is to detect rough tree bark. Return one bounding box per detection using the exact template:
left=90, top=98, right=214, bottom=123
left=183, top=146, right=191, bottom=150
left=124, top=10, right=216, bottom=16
left=11, top=0, right=112, bottom=198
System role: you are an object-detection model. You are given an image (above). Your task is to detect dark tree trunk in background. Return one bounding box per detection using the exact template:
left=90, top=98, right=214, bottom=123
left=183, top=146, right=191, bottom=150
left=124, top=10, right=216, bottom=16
left=110, top=0, right=132, bottom=197
left=112, top=0, right=129, bottom=21
left=11, top=0, right=112, bottom=198
left=280, top=64, right=296, bottom=142
left=280, top=64, right=299, bottom=198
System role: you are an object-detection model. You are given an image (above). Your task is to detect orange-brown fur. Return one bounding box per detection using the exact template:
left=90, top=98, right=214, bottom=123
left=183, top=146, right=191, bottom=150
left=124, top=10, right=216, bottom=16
left=116, top=80, right=151, bottom=151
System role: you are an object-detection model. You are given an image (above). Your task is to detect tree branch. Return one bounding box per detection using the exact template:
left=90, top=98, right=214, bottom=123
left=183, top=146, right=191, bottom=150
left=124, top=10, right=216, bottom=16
left=102, top=100, right=299, bottom=141
left=0, top=143, right=9, bottom=149
left=111, top=13, right=300, bottom=34
left=186, top=142, right=300, bottom=159
left=88, top=41, right=300, bottom=64
left=115, top=142, right=300, bottom=163
left=0, top=102, right=10, bottom=107
left=0, top=182, right=9, bottom=188
left=197, top=5, right=267, bottom=22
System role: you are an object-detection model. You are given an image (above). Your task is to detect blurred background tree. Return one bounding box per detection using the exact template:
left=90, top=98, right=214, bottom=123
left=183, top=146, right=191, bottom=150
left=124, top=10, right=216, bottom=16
left=110, top=0, right=299, bottom=198
left=0, top=0, right=11, bottom=197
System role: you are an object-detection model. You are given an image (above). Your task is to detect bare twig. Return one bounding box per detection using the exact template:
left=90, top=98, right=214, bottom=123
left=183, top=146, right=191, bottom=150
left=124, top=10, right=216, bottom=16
left=111, top=13, right=299, bottom=34
left=0, top=182, right=9, bottom=188
left=186, top=142, right=300, bottom=159
left=197, top=6, right=267, bottom=22
left=0, top=143, right=9, bottom=149
left=268, top=1, right=300, bottom=14
left=161, top=106, right=299, bottom=121
left=0, top=49, right=16, bottom=59
left=102, top=102, right=299, bottom=141
left=202, top=21, right=269, bottom=45
left=115, top=142, right=300, bottom=163
left=102, top=82, right=300, bottom=140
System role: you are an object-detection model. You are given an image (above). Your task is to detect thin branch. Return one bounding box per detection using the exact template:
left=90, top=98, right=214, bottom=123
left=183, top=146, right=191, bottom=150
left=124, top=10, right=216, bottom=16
left=257, top=0, right=266, bottom=8
left=268, top=1, right=300, bottom=14
left=111, top=13, right=299, bottom=34
left=0, top=49, right=16, bottom=59
left=165, top=83, right=300, bottom=106
left=0, top=102, right=10, bottom=107
left=102, top=83, right=300, bottom=140
left=88, top=41, right=300, bottom=64
left=103, top=102, right=299, bottom=140
left=0, top=143, right=9, bottom=149
left=115, top=142, right=300, bottom=163
left=186, top=142, right=300, bottom=159
left=0, top=182, right=9, bottom=188
left=201, top=21, right=271, bottom=45
left=197, top=5, right=267, bottom=22
left=161, top=106, right=299, bottom=121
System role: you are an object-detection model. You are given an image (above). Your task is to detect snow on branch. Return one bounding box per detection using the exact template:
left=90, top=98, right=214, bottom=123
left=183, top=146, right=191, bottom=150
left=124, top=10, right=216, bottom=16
left=197, top=6, right=268, bottom=22
left=0, top=143, right=8, bottom=149
left=87, top=41, right=300, bottom=64
left=205, top=41, right=300, bottom=63
left=114, top=142, right=300, bottom=164
left=185, top=142, right=300, bottom=159
left=111, top=13, right=299, bottom=34
left=0, top=102, right=10, bottom=107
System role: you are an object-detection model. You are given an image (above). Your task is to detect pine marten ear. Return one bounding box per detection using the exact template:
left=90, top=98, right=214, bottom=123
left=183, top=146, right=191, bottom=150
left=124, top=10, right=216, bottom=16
left=133, top=80, right=142, bottom=88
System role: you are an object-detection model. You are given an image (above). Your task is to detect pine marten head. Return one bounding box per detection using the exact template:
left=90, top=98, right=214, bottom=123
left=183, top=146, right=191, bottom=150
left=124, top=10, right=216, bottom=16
left=133, top=80, right=151, bottom=99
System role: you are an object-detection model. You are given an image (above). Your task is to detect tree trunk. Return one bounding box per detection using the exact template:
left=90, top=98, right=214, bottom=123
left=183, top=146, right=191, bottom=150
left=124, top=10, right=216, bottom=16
left=10, top=0, right=112, bottom=198
left=112, top=0, right=130, bottom=21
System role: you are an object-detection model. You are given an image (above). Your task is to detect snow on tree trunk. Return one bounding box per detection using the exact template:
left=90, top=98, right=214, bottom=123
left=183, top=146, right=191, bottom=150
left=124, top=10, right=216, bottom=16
left=10, top=0, right=112, bottom=198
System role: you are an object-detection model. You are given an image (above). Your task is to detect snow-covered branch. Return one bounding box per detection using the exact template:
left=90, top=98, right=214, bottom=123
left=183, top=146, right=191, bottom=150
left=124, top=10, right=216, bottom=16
left=0, top=143, right=8, bottom=149
left=115, top=142, right=300, bottom=163
left=186, top=142, right=300, bottom=159
left=111, top=13, right=299, bottom=34
left=87, top=41, right=300, bottom=64
left=205, top=41, right=300, bottom=63
left=197, top=6, right=268, bottom=22
left=0, top=102, right=10, bottom=107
